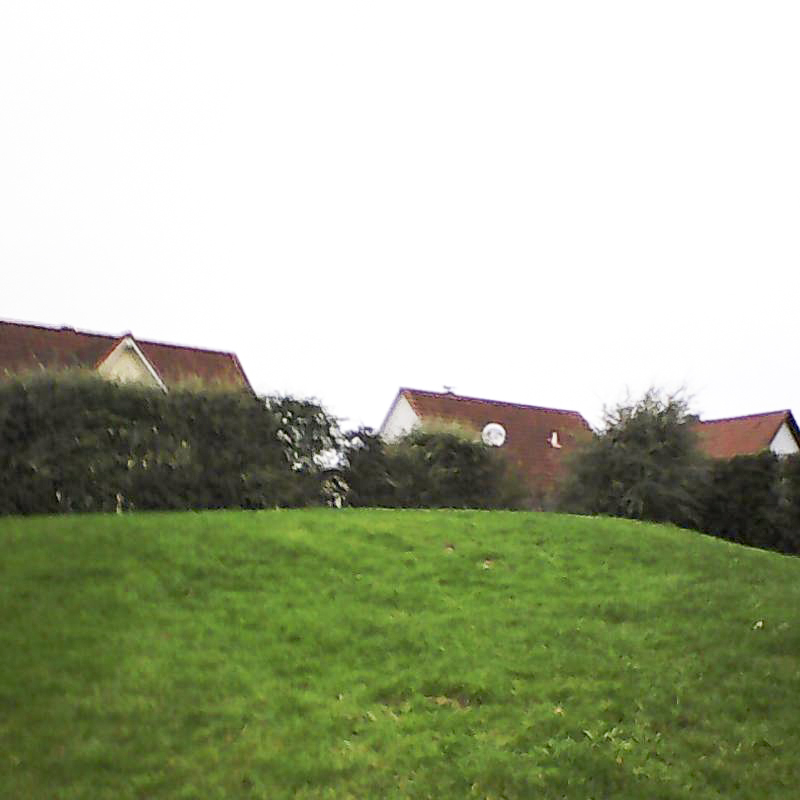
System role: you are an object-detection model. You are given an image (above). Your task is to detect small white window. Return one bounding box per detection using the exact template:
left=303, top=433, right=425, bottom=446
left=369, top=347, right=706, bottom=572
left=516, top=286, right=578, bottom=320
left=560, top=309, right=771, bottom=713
left=482, top=422, right=507, bottom=447
left=548, top=430, right=562, bottom=449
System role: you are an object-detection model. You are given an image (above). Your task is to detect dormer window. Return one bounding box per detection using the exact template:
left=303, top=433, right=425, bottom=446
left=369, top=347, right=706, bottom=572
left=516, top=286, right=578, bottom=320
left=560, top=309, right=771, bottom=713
left=548, top=430, right=562, bottom=449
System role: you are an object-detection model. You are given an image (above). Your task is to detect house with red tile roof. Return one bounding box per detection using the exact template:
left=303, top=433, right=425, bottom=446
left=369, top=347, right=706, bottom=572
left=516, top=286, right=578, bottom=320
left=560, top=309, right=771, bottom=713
left=0, top=320, right=252, bottom=392
left=380, top=387, right=593, bottom=504
left=692, top=410, right=799, bottom=459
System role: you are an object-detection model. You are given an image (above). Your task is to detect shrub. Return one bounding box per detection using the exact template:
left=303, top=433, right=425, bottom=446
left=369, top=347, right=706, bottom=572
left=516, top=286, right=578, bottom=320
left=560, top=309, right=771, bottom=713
left=699, top=452, right=799, bottom=554
left=559, top=389, right=706, bottom=528
left=264, top=394, right=344, bottom=506
left=780, top=454, right=800, bottom=549
left=340, top=428, right=396, bottom=508
left=342, top=427, right=527, bottom=509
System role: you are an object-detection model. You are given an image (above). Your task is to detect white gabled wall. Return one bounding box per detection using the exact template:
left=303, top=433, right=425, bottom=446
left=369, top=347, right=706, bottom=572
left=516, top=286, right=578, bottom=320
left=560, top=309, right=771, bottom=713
left=380, top=393, right=420, bottom=441
left=101, top=348, right=156, bottom=386
left=770, top=422, right=799, bottom=456
left=97, top=337, right=166, bottom=391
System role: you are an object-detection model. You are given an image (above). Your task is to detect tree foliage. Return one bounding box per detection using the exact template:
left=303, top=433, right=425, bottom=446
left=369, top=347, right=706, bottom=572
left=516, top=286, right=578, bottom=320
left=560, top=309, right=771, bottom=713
left=342, top=427, right=527, bottom=509
left=340, top=428, right=396, bottom=508
left=265, top=395, right=342, bottom=474
left=559, top=389, right=706, bottom=527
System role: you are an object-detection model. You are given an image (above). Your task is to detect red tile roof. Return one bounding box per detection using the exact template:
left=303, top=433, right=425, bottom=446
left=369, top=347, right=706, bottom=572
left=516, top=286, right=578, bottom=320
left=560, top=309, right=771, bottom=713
left=393, top=388, right=593, bottom=500
left=0, top=320, right=252, bottom=391
left=692, top=410, right=798, bottom=459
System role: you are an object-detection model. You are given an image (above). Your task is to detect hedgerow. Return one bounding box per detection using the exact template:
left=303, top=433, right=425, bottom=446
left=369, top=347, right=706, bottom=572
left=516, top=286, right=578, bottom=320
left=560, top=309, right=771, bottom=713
left=699, top=452, right=800, bottom=554
left=0, top=373, right=321, bottom=513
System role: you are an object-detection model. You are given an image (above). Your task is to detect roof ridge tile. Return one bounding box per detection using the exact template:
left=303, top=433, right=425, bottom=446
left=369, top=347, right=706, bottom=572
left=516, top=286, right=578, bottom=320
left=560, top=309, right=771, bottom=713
left=698, top=410, right=789, bottom=425
left=400, top=387, right=585, bottom=418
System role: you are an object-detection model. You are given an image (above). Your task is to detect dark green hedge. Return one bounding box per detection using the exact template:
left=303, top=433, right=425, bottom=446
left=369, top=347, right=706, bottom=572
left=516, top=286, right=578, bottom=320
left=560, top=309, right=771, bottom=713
left=0, top=375, right=527, bottom=515
left=700, top=452, right=800, bottom=554
left=342, top=428, right=528, bottom=510
left=0, top=374, right=308, bottom=514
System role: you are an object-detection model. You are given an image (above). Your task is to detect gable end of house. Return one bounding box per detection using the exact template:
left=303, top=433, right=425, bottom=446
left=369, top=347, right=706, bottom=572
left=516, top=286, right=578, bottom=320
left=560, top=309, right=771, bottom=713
left=379, top=389, right=420, bottom=440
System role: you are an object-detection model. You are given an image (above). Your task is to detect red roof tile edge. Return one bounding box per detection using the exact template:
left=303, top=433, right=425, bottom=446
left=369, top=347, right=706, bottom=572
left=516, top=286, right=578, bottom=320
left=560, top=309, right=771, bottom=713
left=399, top=387, right=589, bottom=420
left=697, top=409, right=791, bottom=427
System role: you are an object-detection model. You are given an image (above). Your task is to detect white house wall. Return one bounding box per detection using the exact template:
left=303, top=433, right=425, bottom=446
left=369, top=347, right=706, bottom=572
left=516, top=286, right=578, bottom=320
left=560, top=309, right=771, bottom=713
left=770, top=422, right=800, bottom=456
left=97, top=345, right=161, bottom=388
left=380, top=394, right=420, bottom=441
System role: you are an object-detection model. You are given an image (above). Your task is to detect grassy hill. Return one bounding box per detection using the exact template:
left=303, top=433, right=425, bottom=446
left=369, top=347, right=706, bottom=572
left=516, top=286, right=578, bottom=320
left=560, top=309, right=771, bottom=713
left=1, top=509, right=798, bottom=799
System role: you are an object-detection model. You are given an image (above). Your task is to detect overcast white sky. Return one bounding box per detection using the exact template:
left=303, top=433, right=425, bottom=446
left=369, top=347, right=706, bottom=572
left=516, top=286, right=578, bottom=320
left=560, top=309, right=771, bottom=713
left=2, top=2, right=798, bottom=430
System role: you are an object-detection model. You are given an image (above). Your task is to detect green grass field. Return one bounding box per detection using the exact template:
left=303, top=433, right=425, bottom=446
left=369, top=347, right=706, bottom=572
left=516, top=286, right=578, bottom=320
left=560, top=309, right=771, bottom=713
left=1, top=509, right=798, bottom=799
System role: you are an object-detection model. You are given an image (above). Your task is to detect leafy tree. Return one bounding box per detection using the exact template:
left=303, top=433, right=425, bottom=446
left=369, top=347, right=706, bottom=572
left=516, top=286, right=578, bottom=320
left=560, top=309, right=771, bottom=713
left=264, top=395, right=344, bottom=504
left=265, top=395, right=342, bottom=471
left=559, top=389, right=706, bottom=527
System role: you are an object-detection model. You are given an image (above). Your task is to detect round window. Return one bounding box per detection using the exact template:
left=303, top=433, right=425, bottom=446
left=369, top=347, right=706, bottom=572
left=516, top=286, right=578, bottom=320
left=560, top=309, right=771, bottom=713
left=481, top=422, right=506, bottom=447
